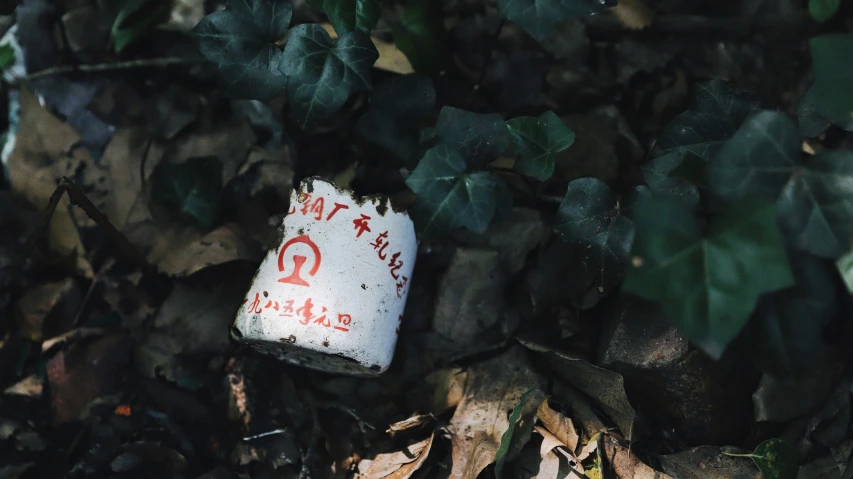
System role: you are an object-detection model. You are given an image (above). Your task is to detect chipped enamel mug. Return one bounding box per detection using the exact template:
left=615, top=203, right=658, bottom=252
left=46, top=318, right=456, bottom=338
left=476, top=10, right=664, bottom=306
left=232, top=178, right=416, bottom=376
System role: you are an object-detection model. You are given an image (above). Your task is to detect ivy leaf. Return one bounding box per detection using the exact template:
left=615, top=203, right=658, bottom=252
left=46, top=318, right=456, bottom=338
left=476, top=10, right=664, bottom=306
left=837, top=250, right=853, bottom=294
left=811, top=34, right=853, bottom=128
left=709, top=111, right=853, bottom=258
left=496, top=0, right=616, bottom=43
left=405, top=145, right=508, bottom=238
left=555, top=178, right=635, bottom=295
left=641, top=150, right=701, bottom=208
left=507, top=110, right=575, bottom=181
left=112, top=0, right=171, bottom=53
left=797, top=86, right=853, bottom=137
left=744, top=252, right=837, bottom=377
left=809, top=0, right=841, bottom=23
left=391, top=0, right=448, bottom=73
left=494, top=387, right=538, bottom=479
left=306, top=0, right=380, bottom=34
left=434, top=107, right=510, bottom=168
left=653, top=80, right=765, bottom=160
left=356, top=75, right=436, bottom=163
left=280, top=24, right=378, bottom=128
left=192, top=0, right=291, bottom=101
left=724, top=439, right=799, bottom=479
left=623, top=197, right=794, bottom=359
left=0, top=44, right=15, bottom=69
left=149, top=156, right=224, bottom=230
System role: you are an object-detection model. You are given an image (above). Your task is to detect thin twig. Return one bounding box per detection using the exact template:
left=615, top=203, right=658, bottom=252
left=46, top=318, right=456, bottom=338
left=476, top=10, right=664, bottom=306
left=71, top=257, right=115, bottom=328
left=23, top=57, right=204, bottom=81
left=243, top=428, right=288, bottom=441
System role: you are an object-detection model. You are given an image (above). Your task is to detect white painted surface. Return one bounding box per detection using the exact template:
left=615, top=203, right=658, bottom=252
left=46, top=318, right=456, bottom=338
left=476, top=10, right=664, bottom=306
left=232, top=178, right=417, bottom=376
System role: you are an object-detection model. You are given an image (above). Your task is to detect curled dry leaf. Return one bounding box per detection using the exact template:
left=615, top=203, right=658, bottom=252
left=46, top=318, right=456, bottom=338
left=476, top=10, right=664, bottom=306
left=387, top=414, right=433, bottom=436
left=4, top=375, right=43, bottom=398
left=319, top=22, right=414, bottom=75
left=358, top=433, right=434, bottom=479
left=600, top=434, right=675, bottom=479
left=537, top=398, right=581, bottom=453
left=536, top=426, right=585, bottom=476
left=411, top=367, right=467, bottom=414
left=448, top=346, right=544, bottom=479
left=14, top=277, right=77, bottom=342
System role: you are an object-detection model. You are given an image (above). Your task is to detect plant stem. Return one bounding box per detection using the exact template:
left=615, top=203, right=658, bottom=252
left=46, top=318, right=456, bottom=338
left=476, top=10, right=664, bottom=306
left=23, top=57, right=204, bottom=81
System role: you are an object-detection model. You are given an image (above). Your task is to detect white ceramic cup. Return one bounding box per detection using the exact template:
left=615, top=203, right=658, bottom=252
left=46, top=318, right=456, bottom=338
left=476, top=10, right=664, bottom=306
left=232, top=178, right=417, bottom=376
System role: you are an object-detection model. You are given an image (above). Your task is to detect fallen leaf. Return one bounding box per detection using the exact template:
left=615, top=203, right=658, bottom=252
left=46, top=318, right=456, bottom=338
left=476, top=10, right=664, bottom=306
left=3, top=375, right=43, bottom=397
left=14, top=277, right=77, bottom=341
left=411, top=368, right=467, bottom=414
left=536, top=426, right=584, bottom=475
left=448, top=346, right=544, bottom=479
left=537, top=399, right=580, bottom=453
left=724, top=438, right=799, bottom=479
left=359, top=433, right=434, bottom=479
left=42, top=327, right=106, bottom=353
left=156, top=223, right=262, bottom=277
left=387, top=414, right=433, bottom=436
left=320, top=22, right=413, bottom=75
left=660, top=445, right=761, bottom=479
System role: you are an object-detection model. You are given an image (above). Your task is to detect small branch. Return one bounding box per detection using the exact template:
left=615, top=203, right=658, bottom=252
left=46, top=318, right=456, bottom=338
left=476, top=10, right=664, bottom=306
left=243, top=428, right=288, bottom=441
left=23, top=57, right=204, bottom=81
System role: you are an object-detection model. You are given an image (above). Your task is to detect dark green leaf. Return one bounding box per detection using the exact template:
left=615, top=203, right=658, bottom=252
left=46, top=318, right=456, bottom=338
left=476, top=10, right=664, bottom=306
left=0, top=44, right=15, bottom=69
left=355, top=75, right=436, bottom=163
left=494, top=387, right=538, bottom=479
left=709, top=111, right=853, bottom=258
left=405, top=145, right=506, bottom=237
left=192, top=0, right=291, bottom=100
left=811, top=34, right=853, bottom=128
left=809, top=0, right=841, bottom=23
left=623, top=197, right=794, bottom=358
left=496, top=0, right=616, bottom=43
left=776, top=150, right=853, bottom=258
left=837, top=250, right=853, bottom=294
left=391, top=0, right=448, bottom=73
left=112, top=0, right=172, bottom=53
left=745, top=252, right=837, bottom=377
left=280, top=24, right=378, bottom=128
left=507, top=110, right=575, bottom=181
left=555, top=178, right=635, bottom=295
left=149, top=156, right=224, bottom=230
left=668, top=152, right=710, bottom=190
left=306, top=0, right=380, bottom=34
left=642, top=151, right=701, bottom=208
left=434, top=107, right=510, bottom=168
left=708, top=111, right=800, bottom=202
left=725, top=439, right=799, bottom=479
left=653, top=80, right=765, bottom=160
left=796, top=87, right=832, bottom=138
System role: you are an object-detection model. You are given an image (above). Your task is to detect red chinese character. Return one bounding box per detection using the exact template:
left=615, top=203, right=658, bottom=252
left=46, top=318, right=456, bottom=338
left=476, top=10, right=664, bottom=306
left=300, top=194, right=313, bottom=216
left=288, top=205, right=296, bottom=215
left=335, top=314, right=352, bottom=332
left=388, top=252, right=403, bottom=279
left=326, top=202, right=349, bottom=221
left=370, top=231, right=389, bottom=260
left=396, top=276, right=409, bottom=299
left=297, top=298, right=315, bottom=325
left=314, top=307, right=330, bottom=327
left=310, top=197, right=324, bottom=220
left=280, top=299, right=295, bottom=317
left=353, top=214, right=371, bottom=238
left=264, top=300, right=280, bottom=311
left=247, top=293, right=262, bottom=313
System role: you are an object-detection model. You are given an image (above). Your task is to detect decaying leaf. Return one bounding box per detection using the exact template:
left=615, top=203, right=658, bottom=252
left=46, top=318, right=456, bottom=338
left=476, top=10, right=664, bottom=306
left=358, top=433, right=434, bottom=479
left=537, top=399, right=580, bottom=453
left=660, top=445, right=760, bottom=479
left=156, top=223, right=262, bottom=277
left=14, top=278, right=77, bottom=342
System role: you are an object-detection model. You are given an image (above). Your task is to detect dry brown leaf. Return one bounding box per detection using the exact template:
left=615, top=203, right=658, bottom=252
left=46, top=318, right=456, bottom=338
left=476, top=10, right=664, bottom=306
left=659, top=445, right=761, bottom=479
left=387, top=414, right=433, bottom=436
left=537, top=398, right=581, bottom=453
left=448, top=346, right=544, bottom=479
left=359, top=433, right=434, bottom=479
left=4, top=375, right=43, bottom=397
left=600, top=434, right=674, bottom=479
left=553, top=381, right=608, bottom=440
left=320, top=23, right=414, bottom=75
left=14, top=278, right=77, bottom=342
left=421, top=367, right=467, bottom=413
left=609, top=0, right=655, bottom=30
left=42, top=327, right=106, bottom=352
left=156, top=223, right=262, bottom=277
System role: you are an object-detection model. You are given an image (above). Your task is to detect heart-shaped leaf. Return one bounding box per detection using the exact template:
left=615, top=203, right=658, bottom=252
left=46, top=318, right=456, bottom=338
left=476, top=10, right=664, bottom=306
left=434, top=107, right=510, bottom=168
left=280, top=24, right=378, bottom=128
left=709, top=111, right=853, bottom=258
left=798, top=86, right=853, bottom=137
left=811, top=34, right=853, bottom=128
left=149, top=156, right=224, bottom=230
left=356, top=75, right=436, bottom=163
left=496, top=0, right=616, bottom=42
left=809, top=0, right=841, bottom=22
left=724, top=439, right=799, bottom=479
left=391, top=0, right=449, bottom=73
left=555, top=178, right=635, bottom=296
left=306, top=0, right=380, bottom=34
left=192, top=0, right=291, bottom=100
left=405, top=144, right=509, bottom=238
left=507, top=110, right=575, bottom=181
left=623, top=196, right=794, bottom=358
left=653, top=80, right=765, bottom=160
left=642, top=150, right=701, bottom=208
left=112, top=0, right=171, bottom=53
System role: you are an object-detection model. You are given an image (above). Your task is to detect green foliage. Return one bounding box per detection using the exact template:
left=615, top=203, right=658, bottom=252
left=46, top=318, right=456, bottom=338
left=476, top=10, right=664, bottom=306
left=306, top=0, right=380, bottom=34
left=112, top=0, right=172, bottom=53
left=149, top=157, right=224, bottom=230
left=434, top=107, right=510, bottom=168
left=811, top=34, right=853, bottom=127
left=0, top=44, right=15, bottom=69
left=494, top=388, right=538, bottom=479
left=624, top=197, right=794, bottom=358
left=837, top=250, right=853, bottom=294
left=507, top=110, right=575, bottom=181
left=405, top=145, right=509, bottom=238
left=496, top=0, right=616, bottom=42
left=809, top=0, right=841, bottom=23
left=725, top=439, right=799, bottom=479
left=391, top=0, right=448, bottom=73
left=555, top=178, right=635, bottom=294
left=797, top=86, right=853, bottom=136
left=641, top=150, right=701, bottom=208
left=653, top=80, right=765, bottom=160
left=192, top=0, right=291, bottom=100
left=280, top=24, right=378, bottom=128
left=356, top=76, right=436, bottom=163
